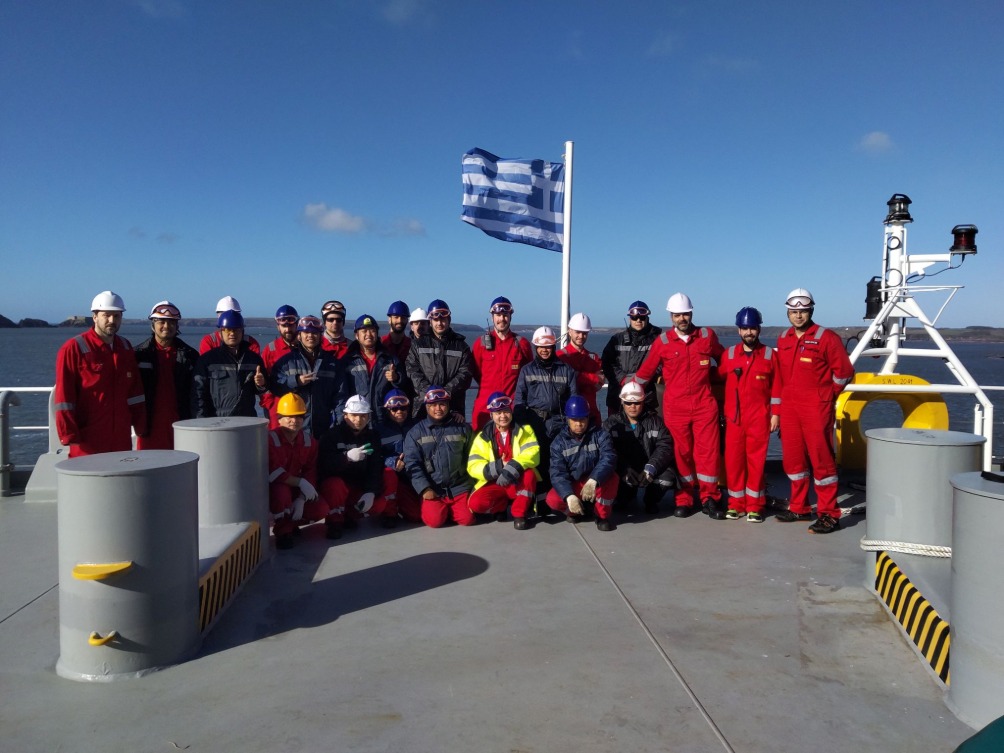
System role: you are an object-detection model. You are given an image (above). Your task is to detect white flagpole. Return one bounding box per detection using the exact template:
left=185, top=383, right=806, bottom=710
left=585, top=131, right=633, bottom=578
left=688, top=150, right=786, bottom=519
left=560, top=140, right=573, bottom=345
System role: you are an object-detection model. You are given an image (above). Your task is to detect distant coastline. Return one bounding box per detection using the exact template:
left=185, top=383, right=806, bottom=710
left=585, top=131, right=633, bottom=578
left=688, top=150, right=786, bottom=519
left=2, top=314, right=1003, bottom=343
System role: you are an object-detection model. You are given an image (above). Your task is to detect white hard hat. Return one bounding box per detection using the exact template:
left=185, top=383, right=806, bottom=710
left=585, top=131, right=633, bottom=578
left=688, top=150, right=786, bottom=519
left=410, top=307, right=429, bottom=322
left=666, top=292, right=693, bottom=314
left=91, top=291, right=125, bottom=313
left=567, top=312, right=592, bottom=332
left=216, top=295, right=241, bottom=313
left=532, top=326, right=557, bottom=347
left=343, top=394, right=372, bottom=414
left=619, top=381, right=645, bottom=403
left=785, top=288, right=815, bottom=310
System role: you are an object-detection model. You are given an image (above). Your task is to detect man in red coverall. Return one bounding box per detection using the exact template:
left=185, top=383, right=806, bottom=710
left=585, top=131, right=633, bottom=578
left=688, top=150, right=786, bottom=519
left=774, top=288, right=854, bottom=534
left=716, top=307, right=780, bottom=523
left=261, top=304, right=299, bottom=428
left=471, top=296, right=533, bottom=430
left=268, top=393, right=331, bottom=550
left=54, top=291, right=147, bottom=457
left=558, top=312, right=605, bottom=426
left=633, top=292, right=725, bottom=518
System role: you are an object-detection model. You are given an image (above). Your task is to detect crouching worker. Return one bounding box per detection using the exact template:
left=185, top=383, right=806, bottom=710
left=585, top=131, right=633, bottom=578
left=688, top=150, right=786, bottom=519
left=319, top=395, right=396, bottom=538
left=268, top=393, right=330, bottom=550
left=603, top=382, right=678, bottom=515
left=376, top=389, right=423, bottom=523
left=547, top=396, right=619, bottom=531
left=403, top=386, right=475, bottom=528
left=467, top=392, right=541, bottom=530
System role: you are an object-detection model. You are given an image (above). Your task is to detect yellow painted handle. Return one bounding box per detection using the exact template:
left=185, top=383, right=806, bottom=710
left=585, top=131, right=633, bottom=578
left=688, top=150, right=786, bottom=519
left=72, top=561, right=133, bottom=580
left=88, top=630, right=118, bottom=647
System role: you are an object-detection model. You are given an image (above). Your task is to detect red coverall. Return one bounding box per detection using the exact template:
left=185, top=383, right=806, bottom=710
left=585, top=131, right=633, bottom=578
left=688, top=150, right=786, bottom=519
left=267, top=430, right=329, bottom=536
left=380, top=467, right=422, bottom=522
left=557, top=344, right=604, bottom=425
left=54, top=330, right=147, bottom=458
left=717, top=343, right=780, bottom=514
left=775, top=324, right=854, bottom=517
left=136, top=342, right=177, bottom=450
left=634, top=327, right=724, bottom=507
left=261, top=337, right=295, bottom=429
left=321, top=335, right=349, bottom=358
left=381, top=333, right=412, bottom=365
left=471, top=331, right=533, bottom=430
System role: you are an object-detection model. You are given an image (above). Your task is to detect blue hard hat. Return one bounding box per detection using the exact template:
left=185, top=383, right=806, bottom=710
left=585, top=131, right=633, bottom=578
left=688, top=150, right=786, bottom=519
left=564, top=395, right=590, bottom=419
left=427, top=299, right=450, bottom=315
left=735, top=306, right=763, bottom=328
left=627, top=300, right=651, bottom=317
left=275, top=304, right=299, bottom=321
left=387, top=300, right=410, bottom=317
left=217, top=310, right=244, bottom=329
left=354, top=314, right=379, bottom=331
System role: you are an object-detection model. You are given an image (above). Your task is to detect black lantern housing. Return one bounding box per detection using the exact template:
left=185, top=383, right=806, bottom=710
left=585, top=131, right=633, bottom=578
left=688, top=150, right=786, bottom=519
left=885, top=194, right=913, bottom=224
left=950, top=224, right=978, bottom=255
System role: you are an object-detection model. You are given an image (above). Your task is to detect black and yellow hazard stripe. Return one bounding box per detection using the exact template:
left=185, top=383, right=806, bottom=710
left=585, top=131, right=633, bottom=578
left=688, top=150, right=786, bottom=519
left=198, top=522, right=262, bottom=634
left=875, top=551, right=951, bottom=684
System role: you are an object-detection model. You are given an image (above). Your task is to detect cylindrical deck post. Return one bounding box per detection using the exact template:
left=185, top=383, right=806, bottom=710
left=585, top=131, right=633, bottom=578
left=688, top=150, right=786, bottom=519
left=56, top=450, right=200, bottom=681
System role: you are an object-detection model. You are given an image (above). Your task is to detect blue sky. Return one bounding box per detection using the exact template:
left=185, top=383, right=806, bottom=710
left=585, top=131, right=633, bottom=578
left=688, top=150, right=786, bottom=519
left=2, top=1, right=1002, bottom=330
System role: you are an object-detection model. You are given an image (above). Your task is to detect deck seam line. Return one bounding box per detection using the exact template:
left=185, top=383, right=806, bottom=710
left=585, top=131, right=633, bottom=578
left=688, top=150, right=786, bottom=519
left=571, top=525, right=736, bottom=753
left=0, top=582, right=58, bottom=625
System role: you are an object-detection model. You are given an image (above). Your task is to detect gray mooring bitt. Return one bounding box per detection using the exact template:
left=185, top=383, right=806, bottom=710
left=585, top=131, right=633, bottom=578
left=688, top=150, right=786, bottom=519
left=947, top=471, right=1004, bottom=730
left=55, top=450, right=201, bottom=681
left=173, top=416, right=270, bottom=562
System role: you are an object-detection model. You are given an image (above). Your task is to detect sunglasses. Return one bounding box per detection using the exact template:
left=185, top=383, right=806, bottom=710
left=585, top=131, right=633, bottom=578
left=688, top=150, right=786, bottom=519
left=428, top=310, right=450, bottom=321
left=325, top=316, right=344, bottom=323
left=388, top=406, right=409, bottom=412
left=629, top=315, right=647, bottom=321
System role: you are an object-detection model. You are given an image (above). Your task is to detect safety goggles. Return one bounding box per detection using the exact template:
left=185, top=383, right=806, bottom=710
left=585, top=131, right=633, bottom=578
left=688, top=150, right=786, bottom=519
left=276, top=315, right=298, bottom=325
left=486, top=395, right=513, bottom=412
left=428, top=310, right=450, bottom=321
left=321, top=301, right=345, bottom=316
left=424, top=387, right=450, bottom=404
left=490, top=303, right=514, bottom=315
left=385, top=395, right=411, bottom=409
left=627, top=306, right=650, bottom=318
left=297, top=316, right=323, bottom=333
left=786, top=296, right=813, bottom=310
left=150, top=304, right=181, bottom=320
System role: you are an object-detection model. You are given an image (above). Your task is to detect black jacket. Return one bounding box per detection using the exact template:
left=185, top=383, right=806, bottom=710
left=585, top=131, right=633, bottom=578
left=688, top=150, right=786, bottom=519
left=134, top=335, right=199, bottom=426
left=192, top=342, right=266, bottom=418
left=602, top=408, right=676, bottom=484
left=601, top=324, right=662, bottom=411
left=405, top=329, right=473, bottom=416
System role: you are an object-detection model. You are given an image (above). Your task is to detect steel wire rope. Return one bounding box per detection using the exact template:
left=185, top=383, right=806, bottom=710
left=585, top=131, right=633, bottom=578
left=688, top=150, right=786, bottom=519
left=567, top=523, right=736, bottom=753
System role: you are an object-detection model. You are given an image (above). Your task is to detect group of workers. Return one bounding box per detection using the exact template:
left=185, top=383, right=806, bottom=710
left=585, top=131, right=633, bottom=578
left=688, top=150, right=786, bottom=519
left=54, top=285, right=853, bottom=548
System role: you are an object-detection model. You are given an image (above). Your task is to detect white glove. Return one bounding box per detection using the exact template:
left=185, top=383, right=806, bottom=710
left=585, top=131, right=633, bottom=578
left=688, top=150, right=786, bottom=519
left=567, top=494, right=584, bottom=516
left=355, top=492, right=375, bottom=514
left=298, top=478, right=318, bottom=501
left=347, top=443, right=374, bottom=462
left=580, top=479, right=598, bottom=503
left=291, top=495, right=307, bottom=522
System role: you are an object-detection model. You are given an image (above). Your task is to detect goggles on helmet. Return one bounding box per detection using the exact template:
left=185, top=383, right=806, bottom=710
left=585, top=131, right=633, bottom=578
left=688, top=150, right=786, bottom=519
left=490, top=302, right=514, bottom=315
left=276, top=315, right=298, bottom=325
left=297, top=316, right=323, bottom=333
left=786, top=296, right=813, bottom=310
left=384, top=395, right=411, bottom=409
left=627, top=305, right=650, bottom=318
left=486, top=395, right=513, bottom=412
left=321, top=300, right=345, bottom=315
left=150, top=304, right=181, bottom=320
left=424, top=387, right=450, bottom=404
left=428, top=309, right=450, bottom=321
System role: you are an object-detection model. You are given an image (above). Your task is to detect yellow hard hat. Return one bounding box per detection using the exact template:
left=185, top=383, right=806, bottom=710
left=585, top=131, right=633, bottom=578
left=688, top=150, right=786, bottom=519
left=277, top=393, right=307, bottom=417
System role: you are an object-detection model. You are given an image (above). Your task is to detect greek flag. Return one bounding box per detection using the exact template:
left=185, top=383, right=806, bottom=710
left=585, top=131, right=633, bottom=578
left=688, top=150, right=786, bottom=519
left=461, top=148, right=565, bottom=253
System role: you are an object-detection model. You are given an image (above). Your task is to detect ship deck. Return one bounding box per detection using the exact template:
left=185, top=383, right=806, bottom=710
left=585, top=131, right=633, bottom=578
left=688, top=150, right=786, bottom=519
left=0, top=468, right=975, bottom=753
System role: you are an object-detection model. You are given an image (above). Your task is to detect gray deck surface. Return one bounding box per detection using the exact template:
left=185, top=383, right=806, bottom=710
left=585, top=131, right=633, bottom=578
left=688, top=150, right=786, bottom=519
left=0, top=482, right=975, bottom=753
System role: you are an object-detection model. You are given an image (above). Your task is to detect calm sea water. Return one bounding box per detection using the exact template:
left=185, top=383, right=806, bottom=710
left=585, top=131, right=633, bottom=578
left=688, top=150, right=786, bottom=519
left=2, top=324, right=1002, bottom=465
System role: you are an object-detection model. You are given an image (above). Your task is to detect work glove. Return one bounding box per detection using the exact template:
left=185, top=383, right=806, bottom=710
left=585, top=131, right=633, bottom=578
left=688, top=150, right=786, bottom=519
left=580, top=478, right=598, bottom=503
left=641, top=464, right=656, bottom=487
left=484, top=458, right=504, bottom=481
left=347, top=443, right=374, bottom=462
left=355, top=492, right=375, bottom=514
left=566, top=494, right=584, bottom=516
left=291, top=495, right=307, bottom=522
left=622, top=468, right=641, bottom=487
left=497, top=460, right=523, bottom=488
left=298, top=478, right=318, bottom=501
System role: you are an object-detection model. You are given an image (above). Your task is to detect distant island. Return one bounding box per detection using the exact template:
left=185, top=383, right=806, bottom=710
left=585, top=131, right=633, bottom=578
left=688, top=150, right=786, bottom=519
left=1, top=314, right=1003, bottom=342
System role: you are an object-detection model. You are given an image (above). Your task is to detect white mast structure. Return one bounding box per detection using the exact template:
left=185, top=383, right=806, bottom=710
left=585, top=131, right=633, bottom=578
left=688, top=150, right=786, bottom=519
left=559, top=140, right=573, bottom=346
left=847, top=194, right=994, bottom=469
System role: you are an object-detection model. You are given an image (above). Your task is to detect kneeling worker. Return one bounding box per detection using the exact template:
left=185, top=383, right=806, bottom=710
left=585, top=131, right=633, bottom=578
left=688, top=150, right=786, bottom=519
left=467, top=392, right=541, bottom=530
left=547, top=396, right=619, bottom=531
left=268, top=394, right=330, bottom=550
left=603, top=382, right=678, bottom=514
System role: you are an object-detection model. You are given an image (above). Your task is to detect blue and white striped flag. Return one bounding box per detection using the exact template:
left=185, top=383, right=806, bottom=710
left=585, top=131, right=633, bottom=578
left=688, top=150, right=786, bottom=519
left=461, top=147, right=565, bottom=253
